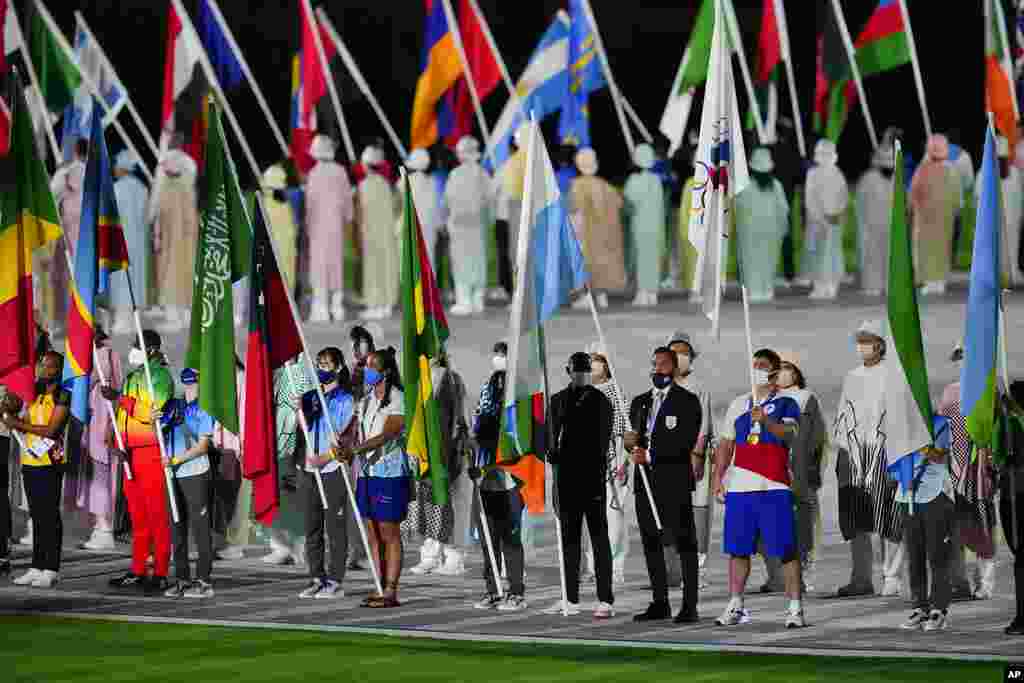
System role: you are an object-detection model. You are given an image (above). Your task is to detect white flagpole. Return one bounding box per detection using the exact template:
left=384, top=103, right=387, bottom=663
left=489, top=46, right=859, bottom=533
left=204, top=0, right=290, bottom=160
left=315, top=9, right=407, bottom=159
left=579, top=0, right=636, bottom=154
left=286, top=366, right=329, bottom=511
left=301, top=0, right=356, bottom=165
left=253, top=194, right=383, bottom=596
left=722, top=0, right=767, bottom=145
left=73, top=12, right=160, bottom=160
left=9, top=4, right=59, bottom=162
left=169, top=0, right=262, bottom=182
left=830, top=0, right=879, bottom=149
left=773, top=0, right=806, bottom=157
left=34, top=0, right=154, bottom=182
left=895, top=0, right=932, bottom=138
left=475, top=484, right=505, bottom=599
left=619, top=96, right=654, bottom=144
left=440, top=0, right=496, bottom=166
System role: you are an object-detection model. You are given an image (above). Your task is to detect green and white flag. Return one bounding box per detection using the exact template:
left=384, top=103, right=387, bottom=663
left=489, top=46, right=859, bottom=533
left=185, top=102, right=251, bottom=434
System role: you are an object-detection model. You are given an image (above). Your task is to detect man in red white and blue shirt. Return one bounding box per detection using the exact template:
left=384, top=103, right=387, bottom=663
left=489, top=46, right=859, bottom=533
left=713, top=349, right=804, bottom=629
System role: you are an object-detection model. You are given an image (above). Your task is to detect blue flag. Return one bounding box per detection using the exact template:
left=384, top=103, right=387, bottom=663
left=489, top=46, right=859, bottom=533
left=61, top=19, right=127, bottom=162
left=198, top=0, right=244, bottom=91
left=558, top=0, right=607, bottom=147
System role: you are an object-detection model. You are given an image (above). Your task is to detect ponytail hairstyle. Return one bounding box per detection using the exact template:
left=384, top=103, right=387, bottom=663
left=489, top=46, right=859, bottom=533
left=318, top=346, right=352, bottom=393
left=370, top=346, right=403, bottom=408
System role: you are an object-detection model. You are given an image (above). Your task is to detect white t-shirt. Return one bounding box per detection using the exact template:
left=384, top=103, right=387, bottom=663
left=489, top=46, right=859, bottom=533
left=358, top=388, right=411, bottom=479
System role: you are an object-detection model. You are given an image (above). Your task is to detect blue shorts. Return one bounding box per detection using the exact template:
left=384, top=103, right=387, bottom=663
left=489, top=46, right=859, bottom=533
left=356, top=476, right=411, bottom=523
left=723, top=490, right=796, bottom=559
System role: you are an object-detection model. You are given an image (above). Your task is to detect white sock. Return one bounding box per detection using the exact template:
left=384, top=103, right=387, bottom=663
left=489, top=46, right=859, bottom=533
left=728, top=595, right=744, bottom=610
left=789, top=599, right=802, bottom=613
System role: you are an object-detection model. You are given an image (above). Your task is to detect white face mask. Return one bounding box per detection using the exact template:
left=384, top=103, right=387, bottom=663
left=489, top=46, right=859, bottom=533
left=753, top=368, right=772, bottom=386
left=128, top=347, right=147, bottom=367
left=676, top=354, right=691, bottom=374
left=856, top=343, right=877, bottom=361
left=777, top=369, right=796, bottom=389
left=492, top=355, right=507, bottom=372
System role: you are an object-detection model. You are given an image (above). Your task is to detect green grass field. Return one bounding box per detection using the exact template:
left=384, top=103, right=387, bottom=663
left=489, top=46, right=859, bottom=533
left=2, top=617, right=1004, bottom=683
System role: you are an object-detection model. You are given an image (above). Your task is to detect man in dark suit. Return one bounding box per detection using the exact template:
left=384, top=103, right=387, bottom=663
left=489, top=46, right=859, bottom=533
left=625, top=346, right=703, bottom=623
left=546, top=352, right=616, bottom=618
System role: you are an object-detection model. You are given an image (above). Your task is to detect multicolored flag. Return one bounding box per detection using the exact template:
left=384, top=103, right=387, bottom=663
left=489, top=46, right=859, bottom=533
left=884, top=139, right=935, bottom=490
left=410, top=0, right=464, bottom=150
left=438, top=0, right=500, bottom=149
left=0, top=73, right=62, bottom=403
left=498, top=118, right=588, bottom=514
left=687, top=0, right=748, bottom=338
left=161, top=0, right=207, bottom=164
left=399, top=174, right=451, bottom=504
left=63, top=101, right=129, bottom=423
left=184, top=103, right=250, bottom=434
left=558, top=0, right=608, bottom=147
left=961, top=126, right=1003, bottom=450
left=748, top=0, right=781, bottom=140
left=243, top=197, right=304, bottom=527
left=856, top=0, right=910, bottom=77
left=197, top=0, right=244, bottom=92
left=987, top=0, right=1020, bottom=155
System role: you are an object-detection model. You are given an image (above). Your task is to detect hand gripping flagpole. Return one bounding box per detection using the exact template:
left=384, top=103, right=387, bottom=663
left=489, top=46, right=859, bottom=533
left=584, top=287, right=661, bottom=531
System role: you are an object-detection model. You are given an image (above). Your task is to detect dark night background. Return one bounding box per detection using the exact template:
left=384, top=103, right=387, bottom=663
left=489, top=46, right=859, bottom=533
left=19, top=1, right=986, bottom=184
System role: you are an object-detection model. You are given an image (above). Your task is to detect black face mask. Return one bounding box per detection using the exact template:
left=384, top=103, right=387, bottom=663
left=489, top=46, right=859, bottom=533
left=878, top=167, right=894, bottom=179
left=751, top=170, right=773, bottom=187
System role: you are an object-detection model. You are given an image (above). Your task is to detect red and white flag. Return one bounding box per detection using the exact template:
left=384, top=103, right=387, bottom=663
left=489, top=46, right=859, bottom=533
left=161, top=0, right=207, bottom=163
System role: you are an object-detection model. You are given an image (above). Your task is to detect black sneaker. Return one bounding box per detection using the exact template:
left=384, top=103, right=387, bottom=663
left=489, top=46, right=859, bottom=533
left=0, top=558, right=10, bottom=577
left=633, top=601, right=672, bottom=622
left=834, top=583, right=874, bottom=598
left=674, top=606, right=699, bottom=624
left=144, top=576, right=171, bottom=595
left=1005, top=618, right=1024, bottom=636
left=108, top=573, right=144, bottom=589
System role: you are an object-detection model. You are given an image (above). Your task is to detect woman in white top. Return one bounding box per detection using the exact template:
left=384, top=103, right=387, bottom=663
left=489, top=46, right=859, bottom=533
left=340, top=348, right=411, bottom=608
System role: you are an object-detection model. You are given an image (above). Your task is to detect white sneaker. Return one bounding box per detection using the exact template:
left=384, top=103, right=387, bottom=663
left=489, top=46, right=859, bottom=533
left=715, top=604, right=751, bottom=626
left=183, top=579, right=215, bottom=599
left=593, top=602, right=615, bottom=619
left=262, top=549, right=294, bottom=565
left=486, top=287, right=509, bottom=303
left=217, top=546, right=245, bottom=561
left=409, top=557, right=441, bottom=575
left=881, top=578, right=902, bottom=597
left=785, top=608, right=806, bottom=629
left=596, top=292, right=609, bottom=309
left=298, top=579, right=324, bottom=599
left=571, top=297, right=589, bottom=310
left=314, top=580, right=343, bottom=600
left=922, top=609, right=949, bottom=632
left=473, top=593, right=502, bottom=610
left=542, top=599, right=580, bottom=615
left=82, top=530, right=116, bottom=551
left=900, top=608, right=930, bottom=630
left=434, top=553, right=466, bottom=577
left=163, top=580, right=190, bottom=598
left=13, top=568, right=42, bottom=585
left=31, top=570, right=59, bottom=588
left=449, top=303, right=474, bottom=317
left=497, top=594, right=528, bottom=612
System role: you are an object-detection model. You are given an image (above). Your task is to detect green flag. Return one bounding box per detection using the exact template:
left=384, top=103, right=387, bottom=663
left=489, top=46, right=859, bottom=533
left=185, top=103, right=250, bottom=434
left=30, top=5, right=82, bottom=112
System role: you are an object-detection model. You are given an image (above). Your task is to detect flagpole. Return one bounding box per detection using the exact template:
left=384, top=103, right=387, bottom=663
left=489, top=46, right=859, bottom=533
left=722, top=0, right=767, bottom=145
left=895, top=0, right=932, bottom=138
left=711, top=198, right=725, bottom=340
left=315, top=9, right=407, bottom=159
left=73, top=13, right=160, bottom=160
left=585, top=288, right=661, bottom=530
left=9, top=5, right=60, bottom=162
left=579, top=0, right=636, bottom=154
left=464, top=0, right=523, bottom=116
left=204, top=0, right=290, bottom=160
left=34, top=1, right=154, bottom=182
left=619, top=96, right=654, bottom=144
left=285, top=364, right=329, bottom=511
left=475, top=482, right=505, bottom=600
left=830, top=0, right=879, bottom=149
left=170, top=0, right=262, bottom=183
left=253, top=194, right=383, bottom=596
left=441, top=0, right=496, bottom=166
left=772, top=0, right=807, bottom=157
left=301, top=0, right=356, bottom=165
left=994, top=0, right=1022, bottom=119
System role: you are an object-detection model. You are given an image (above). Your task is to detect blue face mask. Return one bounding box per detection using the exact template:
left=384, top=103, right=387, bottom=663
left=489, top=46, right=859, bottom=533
left=317, top=369, right=337, bottom=385
left=651, top=373, right=673, bottom=390
left=364, top=367, right=383, bottom=387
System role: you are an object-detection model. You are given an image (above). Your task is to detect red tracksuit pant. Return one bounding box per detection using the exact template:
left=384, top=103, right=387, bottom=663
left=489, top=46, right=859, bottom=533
left=123, top=446, right=171, bottom=577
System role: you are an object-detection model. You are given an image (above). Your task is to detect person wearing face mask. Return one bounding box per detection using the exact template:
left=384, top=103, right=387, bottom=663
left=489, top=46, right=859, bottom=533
left=804, top=139, right=849, bottom=300
left=543, top=352, right=615, bottom=618
left=763, top=351, right=827, bottom=594
left=713, top=349, right=804, bottom=628
left=625, top=347, right=703, bottom=623
left=305, top=136, right=353, bottom=323
left=102, top=330, right=175, bottom=593
left=2, top=351, right=71, bottom=588
left=160, top=369, right=216, bottom=599
left=358, top=145, right=399, bottom=321
left=666, top=331, right=714, bottom=589
left=624, top=144, right=666, bottom=307
left=940, top=342, right=998, bottom=601
left=832, top=320, right=904, bottom=598
left=349, top=325, right=377, bottom=403
left=910, top=133, right=959, bottom=297
left=294, top=347, right=355, bottom=600
left=977, top=136, right=1024, bottom=286
left=735, top=147, right=788, bottom=303
left=445, top=136, right=493, bottom=316
left=855, top=142, right=896, bottom=297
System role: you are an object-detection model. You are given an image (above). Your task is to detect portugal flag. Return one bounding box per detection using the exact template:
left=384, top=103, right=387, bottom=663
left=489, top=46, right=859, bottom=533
left=399, top=174, right=450, bottom=505
left=0, top=71, right=61, bottom=403
left=243, top=197, right=303, bottom=527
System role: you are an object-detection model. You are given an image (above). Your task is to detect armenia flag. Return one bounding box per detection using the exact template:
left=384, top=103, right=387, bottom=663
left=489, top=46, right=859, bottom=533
left=400, top=173, right=450, bottom=505
left=410, top=0, right=463, bottom=150
left=0, top=72, right=61, bottom=404
left=63, top=101, right=129, bottom=423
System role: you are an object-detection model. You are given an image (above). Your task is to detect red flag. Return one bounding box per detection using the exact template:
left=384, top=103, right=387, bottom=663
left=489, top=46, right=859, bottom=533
left=440, top=0, right=501, bottom=148
left=243, top=200, right=303, bottom=526
left=161, top=1, right=208, bottom=165
left=291, top=2, right=339, bottom=174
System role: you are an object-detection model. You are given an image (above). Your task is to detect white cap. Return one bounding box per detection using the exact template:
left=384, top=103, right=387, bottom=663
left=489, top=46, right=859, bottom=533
left=632, top=143, right=656, bottom=170
left=749, top=147, right=774, bottom=173
left=854, top=319, right=887, bottom=341
left=406, top=148, right=430, bottom=171
left=360, top=144, right=384, bottom=167
left=455, top=136, right=481, bottom=163
left=814, top=139, right=838, bottom=167
left=310, top=135, right=336, bottom=162
left=262, top=164, right=287, bottom=190
left=575, top=147, right=598, bottom=176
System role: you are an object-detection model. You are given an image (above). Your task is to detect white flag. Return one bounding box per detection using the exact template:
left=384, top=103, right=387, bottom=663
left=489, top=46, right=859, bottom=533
left=687, top=0, right=749, bottom=338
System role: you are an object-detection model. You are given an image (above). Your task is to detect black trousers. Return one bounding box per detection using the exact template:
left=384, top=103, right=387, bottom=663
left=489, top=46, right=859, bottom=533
left=559, top=492, right=613, bottom=605
left=22, top=465, right=63, bottom=571
left=0, top=436, right=10, bottom=557
left=999, top=486, right=1024, bottom=618
left=302, top=468, right=348, bottom=582
left=903, top=496, right=955, bottom=612
left=781, top=228, right=796, bottom=281
left=480, top=488, right=524, bottom=596
left=494, top=219, right=513, bottom=296
left=636, top=465, right=698, bottom=610
left=171, top=471, right=213, bottom=582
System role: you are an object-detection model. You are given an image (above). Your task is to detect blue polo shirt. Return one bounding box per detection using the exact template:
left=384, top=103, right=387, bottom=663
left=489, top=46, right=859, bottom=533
left=721, top=391, right=801, bottom=493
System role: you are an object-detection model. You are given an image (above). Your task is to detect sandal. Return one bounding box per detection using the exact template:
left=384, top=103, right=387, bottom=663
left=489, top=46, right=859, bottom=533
left=368, top=595, right=400, bottom=608
left=361, top=594, right=385, bottom=607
